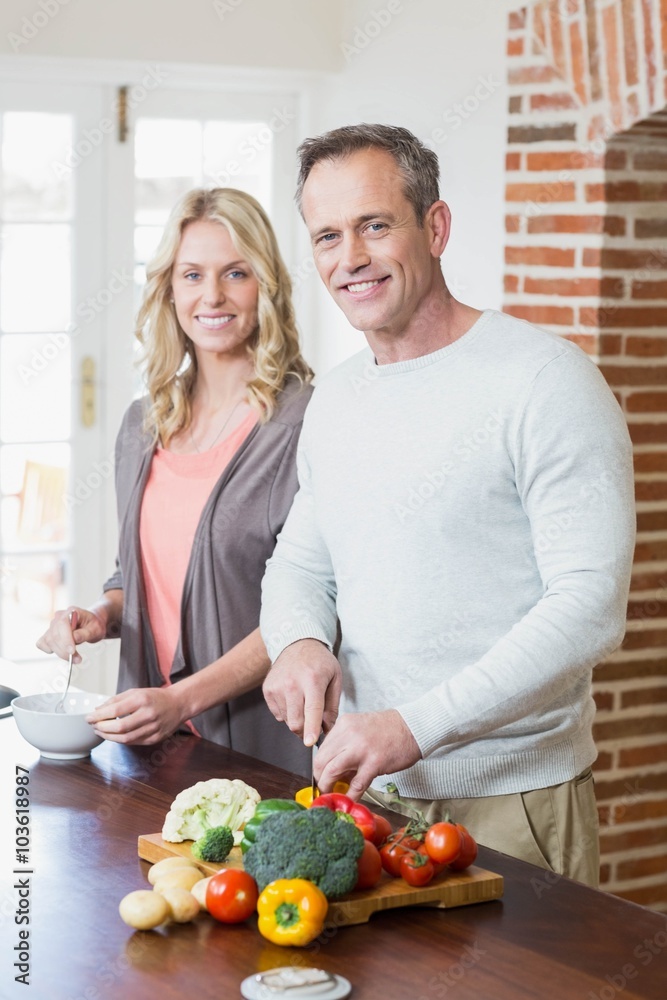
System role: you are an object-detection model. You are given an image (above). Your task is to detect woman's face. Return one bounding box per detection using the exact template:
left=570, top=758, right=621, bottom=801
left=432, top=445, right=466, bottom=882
left=171, top=219, right=259, bottom=361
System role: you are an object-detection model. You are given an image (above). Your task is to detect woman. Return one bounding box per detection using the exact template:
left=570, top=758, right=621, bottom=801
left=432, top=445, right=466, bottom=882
left=37, top=187, right=314, bottom=776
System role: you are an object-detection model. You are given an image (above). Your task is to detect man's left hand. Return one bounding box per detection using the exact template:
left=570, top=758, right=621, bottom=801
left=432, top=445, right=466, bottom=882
left=313, top=709, right=422, bottom=800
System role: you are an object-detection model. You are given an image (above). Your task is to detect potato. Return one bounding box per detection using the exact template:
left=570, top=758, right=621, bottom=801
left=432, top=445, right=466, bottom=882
left=191, top=875, right=214, bottom=911
left=153, top=867, right=203, bottom=893
left=159, top=887, right=200, bottom=923
left=147, top=857, right=200, bottom=886
left=119, top=890, right=170, bottom=930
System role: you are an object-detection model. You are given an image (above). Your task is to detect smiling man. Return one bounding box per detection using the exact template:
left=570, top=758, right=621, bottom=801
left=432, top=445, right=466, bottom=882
left=259, top=124, right=636, bottom=883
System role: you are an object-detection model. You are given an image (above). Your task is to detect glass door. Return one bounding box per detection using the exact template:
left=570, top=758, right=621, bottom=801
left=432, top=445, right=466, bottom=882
left=0, top=81, right=109, bottom=694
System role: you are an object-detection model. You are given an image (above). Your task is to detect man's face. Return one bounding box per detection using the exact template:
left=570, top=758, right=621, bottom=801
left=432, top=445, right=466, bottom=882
left=301, top=148, right=442, bottom=340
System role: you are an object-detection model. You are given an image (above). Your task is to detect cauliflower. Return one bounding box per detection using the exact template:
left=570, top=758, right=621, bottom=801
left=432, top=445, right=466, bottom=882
left=162, top=778, right=260, bottom=847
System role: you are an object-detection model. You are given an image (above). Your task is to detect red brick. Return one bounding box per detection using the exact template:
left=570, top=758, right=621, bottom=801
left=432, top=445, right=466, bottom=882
left=627, top=390, right=667, bottom=412
left=605, top=148, right=627, bottom=170
left=635, top=218, right=667, bottom=238
left=597, top=248, right=667, bottom=270
left=599, top=863, right=611, bottom=884
left=596, top=771, right=667, bottom=802
left=627, top=598, right=667, bottom=620
left=632, top=278, right=667, bottom=298
left=616, top=854, right=667, bottom=881
left=524, top=276, right=601, bottom=297
left=562, top=333, right=598, bottom=355
left=569, top=18, right=589, bottom=106
left=505, top=214, right=521, bottom=233
left=603, top=4, right=623, bottom=129
left=585, top=0, right=603, bottom=101
left=619, top=741, right=667, bottom=767
left=622, top=686, right=667, bottom=708
left=626, top=337, right=667, bottom=357
left=504, top=274, right=519, bottom=293
left=607, top=308, right=667, bottom=327
left=635, top=149, right=667, bottom=170
left=582, top=248, right=602, bottom=268
left=601, top=277, right=626, bottom=297
left=593, top=690, right=614, bottom=711
left=585, top=184, right=605, bottom=202
left=621, top=627, right=667, bottom=650
left=602, top=365, right=667, bottom=387
left=506, top=182, right=576, bottom=202
left=633, top=453, right=667, bottom=473
left=508, top=124, right=577, bottom=145
left=599, top=821, right=667, bottom=853
left=549, top=1, right=567, bottom=77
left=629, top=423, right=667, bottom=444
left=504, top=304, right=574, bottom=326
left=593, top=750, right=614, bottom=772
left=508, top=9, right=525, bottom=30
left=614, top=884, right=667, bottom=907
left=641, top=0, right=659, bottom=108
left=636, top=482, right=667, bottom=501
left=508, top=65, right=563, bottom=85
left=635, top=511, right=667, bottom=533
left=533, top=2, right=546, bottom=53
left=505, top=246, right=575, bottom=267
left=598, top=333, right=623, bottom=353
left=526, top=150, right=606, bottom=171
left=605, top=797, right=667, bottom=824
left=627, top=91, right=641, bottom=122
left=508, top=96, right=523, bottom=116
left=621, top=0, right=640, bottom=87
left=596, top=658, right=667, bottom=682
left=604, top=181, right=667, bottom=201
left=505, top=151, right=521, bottom=171
left=631, top=567, right=667, bottom=590
left=634, top=538, right=667, bottom=561
left=534, top=215, right=624, bottom=236
left=507, top=37, right=524, bottom=56
left=530, top=92, right=579, bottom=112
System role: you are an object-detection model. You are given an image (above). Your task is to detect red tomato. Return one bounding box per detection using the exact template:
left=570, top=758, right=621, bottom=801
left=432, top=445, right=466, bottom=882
left=448, top=824, right=478, bottom=871
left=380, top=841, right=410, bottom=877
left=387, top=826, right=424, bottom=851
left=400, top=851, right=434, bottom=887
left=206, top=869, right=258, bottom=923
left=355, top=839, right=383, bottom=890
left=369, top=813, right=393, bottom=847
left=424, top=822, right=463, bottom=866
left=418, top=844, right=447, bottom=877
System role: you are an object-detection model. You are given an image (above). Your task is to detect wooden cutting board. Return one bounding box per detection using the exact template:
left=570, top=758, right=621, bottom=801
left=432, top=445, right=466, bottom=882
left=138, top=833, right=503, bottom=927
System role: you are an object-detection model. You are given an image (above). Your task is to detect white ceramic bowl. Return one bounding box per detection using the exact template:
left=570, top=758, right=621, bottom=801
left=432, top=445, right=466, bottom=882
left=11, top=691, right=108, bottom=759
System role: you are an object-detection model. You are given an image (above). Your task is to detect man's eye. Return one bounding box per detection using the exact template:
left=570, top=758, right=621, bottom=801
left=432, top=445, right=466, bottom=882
left=318, top=233, right=338, bottom=244
left=366, top=223, right=385, bottom=233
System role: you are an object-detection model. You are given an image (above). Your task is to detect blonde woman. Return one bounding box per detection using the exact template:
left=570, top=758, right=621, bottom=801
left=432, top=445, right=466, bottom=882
left=37, top=188, right=314, bottom=775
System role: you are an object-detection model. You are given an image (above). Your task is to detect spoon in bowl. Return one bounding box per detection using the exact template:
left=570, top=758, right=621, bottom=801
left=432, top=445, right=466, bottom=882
left=55, top=610, right=77, bottom=714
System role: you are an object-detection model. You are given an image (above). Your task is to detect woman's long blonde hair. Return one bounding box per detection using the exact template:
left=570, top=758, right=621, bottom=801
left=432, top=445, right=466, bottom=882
left=136, top=187, right=313, bottom=446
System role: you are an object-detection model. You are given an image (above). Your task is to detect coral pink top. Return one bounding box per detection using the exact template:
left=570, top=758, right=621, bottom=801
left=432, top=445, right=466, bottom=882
left=139, top=410, right=258, bottom=704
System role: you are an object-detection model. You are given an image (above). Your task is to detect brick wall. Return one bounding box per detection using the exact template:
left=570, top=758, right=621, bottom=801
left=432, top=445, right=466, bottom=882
left=506, top=0, right=667, bottom=911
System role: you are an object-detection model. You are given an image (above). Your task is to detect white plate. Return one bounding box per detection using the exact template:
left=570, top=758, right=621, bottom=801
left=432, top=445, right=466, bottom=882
left=240, top=967, right=351, bottom=1000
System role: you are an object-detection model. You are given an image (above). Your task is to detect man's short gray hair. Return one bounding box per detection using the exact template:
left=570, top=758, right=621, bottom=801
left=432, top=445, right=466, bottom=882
left=295, top=123, right=440, bottom=226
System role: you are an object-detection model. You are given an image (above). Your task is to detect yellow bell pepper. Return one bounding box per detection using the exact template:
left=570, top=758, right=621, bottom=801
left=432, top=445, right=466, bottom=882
left=295, top=781, right=350, bottom=808
left=257, top=879, right=328, bottom=947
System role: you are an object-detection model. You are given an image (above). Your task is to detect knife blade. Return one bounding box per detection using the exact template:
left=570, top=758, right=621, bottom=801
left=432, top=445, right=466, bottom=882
left=311, top=732, right=324, bottom=800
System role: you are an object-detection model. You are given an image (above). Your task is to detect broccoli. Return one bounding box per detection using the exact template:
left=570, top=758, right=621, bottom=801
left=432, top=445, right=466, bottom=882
left=191, top=825, right=234, bottom=863
left=244, top=806, right=364, bottom=900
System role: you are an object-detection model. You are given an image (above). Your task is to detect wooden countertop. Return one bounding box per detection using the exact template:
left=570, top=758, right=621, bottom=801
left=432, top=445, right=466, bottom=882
left=1, top=720, right=665, bottom=1000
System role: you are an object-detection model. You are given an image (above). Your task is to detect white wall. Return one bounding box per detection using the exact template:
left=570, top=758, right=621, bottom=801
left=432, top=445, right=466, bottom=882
left=306, top=0, right=514, bottom=373
left=0, top=0, right=344, bottom=72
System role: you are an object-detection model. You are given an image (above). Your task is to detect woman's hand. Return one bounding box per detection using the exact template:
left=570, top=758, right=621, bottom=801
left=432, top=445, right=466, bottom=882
left=85, top=686, right=185, bottom=745
left=36, top=606, right=107, bottom=664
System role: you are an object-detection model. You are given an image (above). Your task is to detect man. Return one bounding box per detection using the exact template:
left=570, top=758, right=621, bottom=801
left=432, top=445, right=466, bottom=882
left=260, top=124, right=635, bottom=883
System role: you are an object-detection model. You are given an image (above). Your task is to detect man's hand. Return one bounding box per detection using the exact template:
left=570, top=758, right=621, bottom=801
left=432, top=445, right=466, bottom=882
left=262, top=639, right=342, bottom=746
left=85, top=687, right=183, bottom=745
left=314, top=710, right=422, bottom=800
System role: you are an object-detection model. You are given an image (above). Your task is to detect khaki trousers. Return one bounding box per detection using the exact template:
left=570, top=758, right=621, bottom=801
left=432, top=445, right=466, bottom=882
left=364, top=768, right=600, bottom=887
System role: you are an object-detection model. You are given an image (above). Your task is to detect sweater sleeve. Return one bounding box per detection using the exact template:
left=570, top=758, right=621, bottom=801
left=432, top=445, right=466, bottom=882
left=260, top=417, right=339, bottom=661
left=396, top=350, right=637, bottom=757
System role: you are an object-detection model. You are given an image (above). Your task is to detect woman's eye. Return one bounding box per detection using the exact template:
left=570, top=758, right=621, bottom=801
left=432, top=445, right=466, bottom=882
left=184, top=271, right=200, bottom=280
left=227, top=270, right=246, bottom=279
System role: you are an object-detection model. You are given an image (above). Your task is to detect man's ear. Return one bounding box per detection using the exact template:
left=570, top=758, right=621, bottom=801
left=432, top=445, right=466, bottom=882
left=425, top=200, right=452, bottom=258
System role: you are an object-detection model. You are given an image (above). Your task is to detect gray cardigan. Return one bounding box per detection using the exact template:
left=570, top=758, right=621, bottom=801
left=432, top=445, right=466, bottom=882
left=103, top=377, right=313, bottom=777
